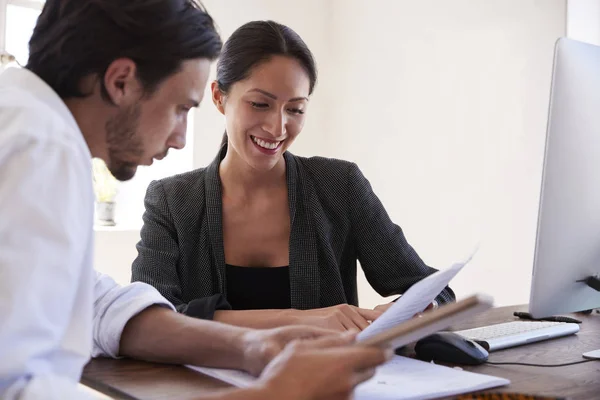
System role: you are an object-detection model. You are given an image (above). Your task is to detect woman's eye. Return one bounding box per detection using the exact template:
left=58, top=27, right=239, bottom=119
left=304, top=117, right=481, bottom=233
left=288, top=108, right=305, bottom=115
left=250, top=102, right=268, bottom=109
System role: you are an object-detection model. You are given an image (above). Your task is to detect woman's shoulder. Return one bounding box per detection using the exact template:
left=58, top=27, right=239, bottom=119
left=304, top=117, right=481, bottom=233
left=291, top=153, right=359, bottom=179
left=152, top=167, right=209, bottom=195
left=289, top=153, right=374, bottom=201
left=289, top=154, right=368, bottom=204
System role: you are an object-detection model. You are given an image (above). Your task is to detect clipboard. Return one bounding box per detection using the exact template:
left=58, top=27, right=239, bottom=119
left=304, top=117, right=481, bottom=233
left=355, top=294, right=493, bottom=349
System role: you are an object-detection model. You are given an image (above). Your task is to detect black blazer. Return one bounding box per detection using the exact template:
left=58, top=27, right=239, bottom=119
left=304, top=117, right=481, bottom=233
left=131, top=149, right=455, bottom=319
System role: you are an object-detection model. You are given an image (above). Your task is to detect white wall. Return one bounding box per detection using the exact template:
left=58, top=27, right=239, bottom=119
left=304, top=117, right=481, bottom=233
left=94, top=228, right=140, bottom=284
left=95, top=1, right=568, bottom=310
left=568, top=0, right=600, bottom=45
left=324, top=0, right=566, bottom=308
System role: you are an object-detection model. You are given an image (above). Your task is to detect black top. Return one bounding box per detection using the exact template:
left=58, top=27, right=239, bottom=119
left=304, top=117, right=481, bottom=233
left=131, top=147, right=455, bottom=320
left=225, top=265, right=291, bottom=310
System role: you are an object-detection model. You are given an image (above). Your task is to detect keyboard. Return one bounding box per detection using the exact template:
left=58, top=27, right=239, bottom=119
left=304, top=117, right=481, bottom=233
left=454, top=320, right=580, bottom=351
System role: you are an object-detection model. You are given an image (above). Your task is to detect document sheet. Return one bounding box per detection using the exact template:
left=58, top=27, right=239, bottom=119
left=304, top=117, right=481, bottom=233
left=357, top=249, right=476, bottom=342
left=188, top=355, right=509, bottom=399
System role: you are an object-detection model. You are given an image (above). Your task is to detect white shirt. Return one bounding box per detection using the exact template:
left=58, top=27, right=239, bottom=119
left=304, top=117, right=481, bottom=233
left=0, top=68, right=175, bottom=399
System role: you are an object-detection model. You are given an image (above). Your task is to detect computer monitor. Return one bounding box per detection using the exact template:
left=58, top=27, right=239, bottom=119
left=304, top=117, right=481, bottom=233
left=529, top=38, right=600, bottom=330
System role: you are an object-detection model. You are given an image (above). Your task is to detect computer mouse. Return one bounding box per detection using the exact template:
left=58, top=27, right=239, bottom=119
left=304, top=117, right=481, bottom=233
left=415, top=331, right=489, bottom=365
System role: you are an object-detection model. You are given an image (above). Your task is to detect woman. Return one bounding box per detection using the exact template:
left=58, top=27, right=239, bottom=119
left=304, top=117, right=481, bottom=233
left=131, top=20, right=454, bottom=331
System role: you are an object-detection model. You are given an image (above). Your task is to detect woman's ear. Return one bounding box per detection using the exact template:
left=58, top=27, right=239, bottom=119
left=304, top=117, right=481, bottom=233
left=211, top=81, right=226, bottom=115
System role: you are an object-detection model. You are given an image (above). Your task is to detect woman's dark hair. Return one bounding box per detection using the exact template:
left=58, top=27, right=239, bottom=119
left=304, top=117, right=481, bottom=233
left=216, top=20, right=317, bottom=148
left=26, top=0, right=222, bottom=101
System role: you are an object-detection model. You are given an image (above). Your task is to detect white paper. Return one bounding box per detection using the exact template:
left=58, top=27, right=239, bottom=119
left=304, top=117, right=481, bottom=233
left=187, top=355, right=509, bottom=400
left=355, top=356, right=509, bottom=400
left=187, top=365, right=255, bottom=388
left=357, top=249, right=477, bottom=343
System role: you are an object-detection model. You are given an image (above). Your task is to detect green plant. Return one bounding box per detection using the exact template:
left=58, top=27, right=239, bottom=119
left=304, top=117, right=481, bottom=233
left=92, top=158, right=118, bottom=203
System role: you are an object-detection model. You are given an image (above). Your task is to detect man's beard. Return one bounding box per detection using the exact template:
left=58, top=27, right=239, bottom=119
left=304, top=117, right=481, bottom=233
left=105, top=104, right=144, bottom=181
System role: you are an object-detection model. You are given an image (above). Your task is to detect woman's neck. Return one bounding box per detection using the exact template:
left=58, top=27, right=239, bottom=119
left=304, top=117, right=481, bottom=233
left=219, top=147, right=287, bottom=194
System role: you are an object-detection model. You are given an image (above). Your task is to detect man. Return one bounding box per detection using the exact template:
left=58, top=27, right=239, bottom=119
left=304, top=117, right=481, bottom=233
left=0, top=1, right=388, bottom=399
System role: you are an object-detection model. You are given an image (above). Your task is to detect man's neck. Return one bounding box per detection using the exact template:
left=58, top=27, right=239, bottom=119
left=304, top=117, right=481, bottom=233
left=63, top=97, right=109, bottom=162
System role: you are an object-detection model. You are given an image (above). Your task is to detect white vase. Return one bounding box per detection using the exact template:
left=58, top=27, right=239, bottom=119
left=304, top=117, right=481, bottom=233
left=95, top=201, right=116, bottom=226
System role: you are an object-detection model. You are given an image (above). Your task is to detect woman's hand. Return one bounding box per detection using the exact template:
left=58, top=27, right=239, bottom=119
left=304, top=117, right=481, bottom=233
left=373, top=300, right=438, bottom=316
left=288, top=304, right=383, bottom=332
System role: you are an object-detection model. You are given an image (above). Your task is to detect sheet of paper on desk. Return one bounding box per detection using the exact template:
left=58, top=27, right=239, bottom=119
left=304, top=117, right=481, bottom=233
left=355, top=356, right=509, bottom=399
left=187, top=355, right=509, bottom=400
left=357, top=247, right=478, bottom=343
left=187, top=365, right=255, bottom=388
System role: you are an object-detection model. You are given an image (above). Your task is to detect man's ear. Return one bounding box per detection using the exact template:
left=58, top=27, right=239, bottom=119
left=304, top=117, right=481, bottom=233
left=103, top=58, right=140, bottom=105
left=211, top=80, right=226, bottom=115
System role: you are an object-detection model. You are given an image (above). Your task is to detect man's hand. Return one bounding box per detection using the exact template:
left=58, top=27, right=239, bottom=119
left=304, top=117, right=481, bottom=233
left=288, top=304, right=382, bottom=332
left=257, top=332, right=391, bottom=400
left=240, top=325, right=337, bottom=376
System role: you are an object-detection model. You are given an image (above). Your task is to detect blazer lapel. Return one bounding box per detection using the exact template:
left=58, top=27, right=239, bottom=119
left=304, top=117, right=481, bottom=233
left=286, top=153, right=321, bottom=309
left=203, top=149, right=321, bottom=307
left=205, top=148, right=227, bottom=295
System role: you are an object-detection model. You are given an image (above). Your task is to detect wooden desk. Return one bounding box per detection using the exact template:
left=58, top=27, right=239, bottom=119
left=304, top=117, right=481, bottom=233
left=82, top=305, right=600, bottom=399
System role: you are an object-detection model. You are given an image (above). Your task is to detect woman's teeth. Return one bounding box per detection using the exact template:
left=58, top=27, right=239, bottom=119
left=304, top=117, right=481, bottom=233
left=252, top=136, right=280, bottom=150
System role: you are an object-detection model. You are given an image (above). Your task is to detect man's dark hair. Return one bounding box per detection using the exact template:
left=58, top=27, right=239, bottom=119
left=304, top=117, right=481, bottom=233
left=26, top=0, right=222, bottom=100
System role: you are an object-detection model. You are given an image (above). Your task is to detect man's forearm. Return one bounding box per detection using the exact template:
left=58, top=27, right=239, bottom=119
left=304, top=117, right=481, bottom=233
left=119, top=306, right=250, bottom=369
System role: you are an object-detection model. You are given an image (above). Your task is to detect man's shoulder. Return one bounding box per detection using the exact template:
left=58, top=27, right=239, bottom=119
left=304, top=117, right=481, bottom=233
left=0, top=86, right=74, bottom=147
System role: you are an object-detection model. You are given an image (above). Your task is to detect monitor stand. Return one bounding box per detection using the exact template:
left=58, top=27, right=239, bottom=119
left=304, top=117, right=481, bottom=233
left=577, top=275, right=600, bottom=359
left=576, top=275, right=600, bottom=291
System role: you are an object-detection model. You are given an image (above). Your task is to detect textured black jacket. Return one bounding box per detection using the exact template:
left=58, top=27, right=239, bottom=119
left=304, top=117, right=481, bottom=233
left=131, top=149, right=455, bottom=319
